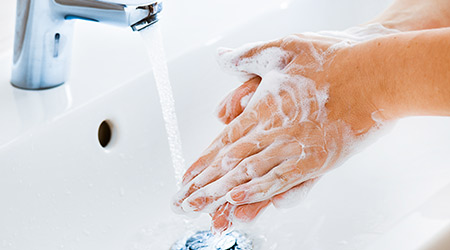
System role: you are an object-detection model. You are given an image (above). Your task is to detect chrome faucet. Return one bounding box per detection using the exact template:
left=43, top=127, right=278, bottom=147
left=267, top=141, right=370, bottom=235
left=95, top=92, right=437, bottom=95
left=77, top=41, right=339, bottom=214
left=11, top=0, right=163, bottom=90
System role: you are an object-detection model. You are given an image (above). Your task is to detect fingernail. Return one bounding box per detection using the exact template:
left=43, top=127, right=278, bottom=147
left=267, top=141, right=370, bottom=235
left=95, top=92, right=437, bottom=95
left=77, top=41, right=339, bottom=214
left=187, top=197, right=207, bottom=211
left=229, top=190, right=246, bottom=203
left=171, top=199, right=185, bottom=214
left=212, top=216, right=232, bottom=235
left=181, top=199, right=195, bottom=212
left=181, top=177, right=190, bottom=186
left=234, top=207, right=250, bottom=221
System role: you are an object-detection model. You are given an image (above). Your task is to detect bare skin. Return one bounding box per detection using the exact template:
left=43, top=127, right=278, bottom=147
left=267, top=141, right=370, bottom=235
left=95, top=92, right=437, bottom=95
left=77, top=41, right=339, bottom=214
left=173, top=0, right=450, bottom=234
left=370, top=0, right=450, bottom=31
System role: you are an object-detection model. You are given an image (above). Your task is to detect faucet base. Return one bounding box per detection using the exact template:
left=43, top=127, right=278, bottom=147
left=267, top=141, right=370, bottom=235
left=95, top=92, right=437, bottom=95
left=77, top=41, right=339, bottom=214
left=10, top=81, right=65, bottom=91
left=11, top=0, right=74, bottom=90
left=11, top=0, right=162, bottom=90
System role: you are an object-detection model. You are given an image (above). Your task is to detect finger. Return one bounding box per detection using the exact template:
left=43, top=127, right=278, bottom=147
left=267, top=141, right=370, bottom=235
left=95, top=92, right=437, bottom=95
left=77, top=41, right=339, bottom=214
left=182, top=140, right=302, bottom=212
left=217, top=39, right=293, bottom=78
left=174, top=113, right=263, bottom=211
left=233, top=200, right=271, bottom=222
left=181, top=113, right=258, bottom=186
left=229, top=179, right=318, bottom=223
left=211, top=202, right=235, bottom=235
left=272, top=177, right=320, bottom=209
left=181, top=149, right=220, bottom=186
left=216, top=76, right=261, bottom=124
left=178, top=133, right=281, bottom=213
left=231, top=178, right=318, bottom=223
left=227, top=147, right=328, bottom=205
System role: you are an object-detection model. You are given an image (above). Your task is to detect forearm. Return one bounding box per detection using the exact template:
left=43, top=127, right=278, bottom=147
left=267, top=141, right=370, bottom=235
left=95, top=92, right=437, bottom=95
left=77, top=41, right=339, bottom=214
left=357, top=28, right=450, bottom=119
left=370, top=0, right=450, bottom=31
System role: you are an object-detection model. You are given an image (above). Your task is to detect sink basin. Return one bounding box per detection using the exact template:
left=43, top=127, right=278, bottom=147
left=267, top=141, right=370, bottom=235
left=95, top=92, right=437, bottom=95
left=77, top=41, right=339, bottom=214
left=1, top=0, right=450, bottom=249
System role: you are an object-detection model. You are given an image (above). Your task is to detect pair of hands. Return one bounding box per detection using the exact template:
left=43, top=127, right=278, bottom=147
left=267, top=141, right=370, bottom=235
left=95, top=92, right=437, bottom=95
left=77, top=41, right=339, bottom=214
left=172, top=0, right=450, bottom=232
left=172, top=24, right=400, bottom=233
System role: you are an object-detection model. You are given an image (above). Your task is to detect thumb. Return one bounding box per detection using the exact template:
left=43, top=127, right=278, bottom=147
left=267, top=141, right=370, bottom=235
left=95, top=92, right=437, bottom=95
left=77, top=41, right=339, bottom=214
left=216, top=76, right=261, bottom=124
left=211, top=202, right=235, bottom=235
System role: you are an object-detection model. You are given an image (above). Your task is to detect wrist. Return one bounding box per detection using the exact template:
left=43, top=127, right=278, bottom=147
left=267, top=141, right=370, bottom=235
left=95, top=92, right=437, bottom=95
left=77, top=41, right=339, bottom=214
left=340, top=29, right=450, bottom=121
left=320, top=46, right=396, bottom=135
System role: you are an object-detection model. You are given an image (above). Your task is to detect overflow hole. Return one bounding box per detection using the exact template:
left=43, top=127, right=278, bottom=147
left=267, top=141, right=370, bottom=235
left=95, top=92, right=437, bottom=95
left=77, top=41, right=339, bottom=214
left=98, top=120, right=113, bottom=148
left=53, top=33, right=60, bottom=58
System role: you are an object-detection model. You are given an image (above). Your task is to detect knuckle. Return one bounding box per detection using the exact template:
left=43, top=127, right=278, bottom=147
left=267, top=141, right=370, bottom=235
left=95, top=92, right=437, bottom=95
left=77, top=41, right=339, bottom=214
left=220, top=131, right=232, bottom=145
left=238, top=160, right=257, bottom=181
left=280, top=35, right=299, bottom=48
left=292, top=162, right=305, bottom=173
left=254, top=183, right=265, bottom=195
left=219, top=156, right=239, bottom=172
left=194, top=155, right=209, bottom=168
left=273, top=171, right=290, bottom=185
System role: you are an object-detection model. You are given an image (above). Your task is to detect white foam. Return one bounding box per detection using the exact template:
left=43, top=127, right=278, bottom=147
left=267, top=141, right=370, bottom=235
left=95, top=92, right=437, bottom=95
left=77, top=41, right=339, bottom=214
left=216, top=42, right=292, bottom=81
left=272, top=178, right=319, bottom=209
left=240, top=93, right=253, bottom=108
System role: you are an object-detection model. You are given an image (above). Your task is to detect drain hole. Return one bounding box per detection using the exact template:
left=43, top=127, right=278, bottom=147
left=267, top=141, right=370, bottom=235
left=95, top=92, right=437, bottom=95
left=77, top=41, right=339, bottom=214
left=171, top=230, right=253, bottom=250
left=98, top=120, right=113, bottom=148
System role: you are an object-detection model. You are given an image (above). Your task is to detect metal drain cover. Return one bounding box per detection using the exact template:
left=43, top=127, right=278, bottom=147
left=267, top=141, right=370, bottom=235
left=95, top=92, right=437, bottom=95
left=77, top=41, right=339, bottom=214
left=171, top=230, right=253, bottom=250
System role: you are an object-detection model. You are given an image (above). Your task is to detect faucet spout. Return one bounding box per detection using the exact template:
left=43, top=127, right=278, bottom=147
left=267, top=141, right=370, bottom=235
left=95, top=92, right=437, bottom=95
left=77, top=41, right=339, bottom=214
left=53, top=0, right=162, bottom=28
left=11, top=0, right=162, bottom=90
left=130, top=2, right=163, bottom=31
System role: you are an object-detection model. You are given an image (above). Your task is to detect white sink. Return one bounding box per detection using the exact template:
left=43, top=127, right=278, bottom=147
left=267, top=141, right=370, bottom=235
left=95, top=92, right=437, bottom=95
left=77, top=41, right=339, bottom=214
left=1, top=0, right=450, bottom=249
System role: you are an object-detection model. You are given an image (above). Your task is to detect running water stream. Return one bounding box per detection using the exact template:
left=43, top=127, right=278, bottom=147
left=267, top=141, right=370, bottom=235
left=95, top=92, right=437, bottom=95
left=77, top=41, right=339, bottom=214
left=140, top=24, right=186, bottom=187
left=138, top=24, right=255, bottom=250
